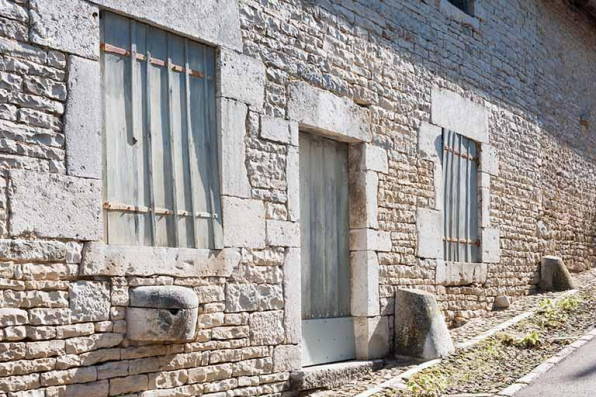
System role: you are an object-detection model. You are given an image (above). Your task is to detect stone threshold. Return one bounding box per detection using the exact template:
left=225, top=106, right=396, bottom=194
left=290, top=360, right=384, bottom=391
left=353, top=289, right=581, bottom=397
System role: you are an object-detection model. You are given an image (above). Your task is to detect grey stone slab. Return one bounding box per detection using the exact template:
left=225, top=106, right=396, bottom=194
left=260, top=115, right=298, bottom=146
left=418, top=121, right=443, bottom=162
left=219, top=98, right=251, bottom=198
left=539, top=256, right=575, bottom=292
left=126, top=306, right=198, bottom=342
left=291, top=360, right=383, bottom=391
left=88, top=0, right=242, bottom=51
left=218, top=49, right=265, bottom=108
left=222, top=197, right=266, bottom=248
left=436, top=261, right=488, bottom=286
left=9, top=170, right=102, bottom=241
left=287, top=81, right=371, bottom=143
left=283, top=248, right=301, bottom=344
left=416, top=208, right=443, bottom=260
left=350, top=229, right=392, bottom=252
left=69, top=281, right=110, bottom=323
left=80, top=243, right=239, bottom=278
left=65, top=56, right=101, bottom=179
left=354, top=316, right=390, bottom=360
left=481, top=227, right=500, bottom=263
left=349, top=171, right=379, bottom=230
left=350, top=251, right=380, bottom=317
left=29, top=0, right=100, bottom=59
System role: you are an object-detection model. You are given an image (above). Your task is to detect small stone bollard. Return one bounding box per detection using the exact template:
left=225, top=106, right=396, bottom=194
left=493, top=295, right=511, bottom=310
left=394, top=289, right=454, bottom=360
left=539, top=256, right=575, bottom=292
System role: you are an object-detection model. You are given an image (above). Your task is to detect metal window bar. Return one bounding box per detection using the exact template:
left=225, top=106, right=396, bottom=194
left=443, top=129, right=480, bottom=262
left=101, top=12, right=220, bottom=249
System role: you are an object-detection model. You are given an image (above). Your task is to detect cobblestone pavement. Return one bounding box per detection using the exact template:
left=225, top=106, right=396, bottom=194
left=305, top=269, right=596, bottom=397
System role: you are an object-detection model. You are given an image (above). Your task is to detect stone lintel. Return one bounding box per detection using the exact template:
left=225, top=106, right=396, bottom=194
left=287, top=82, right=371, bottom=143
left=431, top=87, right=488, bottom=144
left=80, top=242, right=240, bottom=277
left=87, top=0, right=243, bottom=51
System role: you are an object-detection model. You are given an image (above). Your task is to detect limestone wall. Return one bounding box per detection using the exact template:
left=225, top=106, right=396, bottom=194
left=0, top=0, right=593, bottom=395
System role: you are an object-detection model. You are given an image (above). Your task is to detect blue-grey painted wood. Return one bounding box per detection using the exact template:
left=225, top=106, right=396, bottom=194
left=443, top=129, right=480, bottom=263
left=299, top=133, right=351, bottom=320
left=101, top=12, right=221, bottom=249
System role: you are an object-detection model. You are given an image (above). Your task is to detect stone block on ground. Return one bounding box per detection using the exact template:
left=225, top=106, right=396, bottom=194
left=493, top=295, right=511, bottom=310
left=394, top=289, right=454, bottom=359
left=539, top=256, right=575, bottom=292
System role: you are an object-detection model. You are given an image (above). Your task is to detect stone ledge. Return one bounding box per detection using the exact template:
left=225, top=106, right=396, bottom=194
left=80, top=243, right=240, bottom=277
left=291, top=360, right=383, bottom=391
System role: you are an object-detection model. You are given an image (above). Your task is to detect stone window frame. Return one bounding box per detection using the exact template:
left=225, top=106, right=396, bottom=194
left=284, top=82, right=392, bottom=365
left=439, top=0, right=481, bottom=31
left=417, top=88, right=500, bottom=287
left=39, top=0, right=263, bottom=278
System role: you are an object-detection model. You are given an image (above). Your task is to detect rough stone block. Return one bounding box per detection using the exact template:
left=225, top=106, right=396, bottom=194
left=349, top=144, right=389, bottom=174
left=9, top=170, right=102, bottom=241
left=290, top=360, right=382, bottom=391
left=273, top=344, right=301, bottom=372
left=249, top=310, right=284, bottom=346
left=431, top=88, right=488, bottom=144
left=481, top=228, right=500, bottom=263
left=436, top=261, right=487, bottom=286
left=69, top=281, right=110, bottom=323
left=286, top=146, right=300, bottom=222
left=222, top=197, right=266, bottom=248
left=109, top=374, right=148, bottom=396
left=480, top=145, right=499, bottom=176
left=261, top=115, right=298, bottom=146
left=416, top=209, right=443, bottom=259
left=394, top=289, right=454, bottom=359
left=349, top=171, right=379, bottom=229
left=0, top=308, right=28, bottom=327
left=219, top=98, right=251, bottom=198
left=225, top=284, right=257, bottom=312
left=493, top=296, right=511, bottom=310
left=218, top=49, right=265, bottom=108
left=90, top=0, right=242, bottom=51
left=283, top=248, right=301, bottom=344
left=29, top=0, right=100, bottom=59
left=287, top=81, right=371, bottom=143
left=65, top=56, right=101, bottom=179
left=350, top=229, right=392, bottom=252
left=354, top=316, right=390, bottom=360
left=418, top=121, right=443, bottom=162
left=266, top=220, right=300, bottom=247
left=63, top=380, right=109, bottom=397
left=80, top=243, right=239, bottom=277
left=539, top=256, right=575, bottom=292
left=350, top=251, right=380, bottom=317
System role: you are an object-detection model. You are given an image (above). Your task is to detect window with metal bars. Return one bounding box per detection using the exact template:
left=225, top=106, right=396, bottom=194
left=101, top=12, right=223, bottom=250
left=447, top=0, right=475, bottom=15
left=443, top=130, right=480, bottom=263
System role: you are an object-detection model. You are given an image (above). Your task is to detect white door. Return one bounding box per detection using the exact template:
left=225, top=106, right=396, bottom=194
left=299, top=132, right=354, bottom=367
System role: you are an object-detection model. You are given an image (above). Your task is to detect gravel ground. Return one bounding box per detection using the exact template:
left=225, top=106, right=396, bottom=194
left=310, top=268, right=596, bottom=397
left=380, top=271, right=596, bottom=396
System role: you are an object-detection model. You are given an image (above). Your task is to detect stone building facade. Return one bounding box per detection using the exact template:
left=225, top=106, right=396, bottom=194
left=0, top=0, right=594, bottom=395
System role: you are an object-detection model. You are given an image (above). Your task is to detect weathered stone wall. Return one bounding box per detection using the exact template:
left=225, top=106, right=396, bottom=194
left=0, top=0, right=593, bottom=395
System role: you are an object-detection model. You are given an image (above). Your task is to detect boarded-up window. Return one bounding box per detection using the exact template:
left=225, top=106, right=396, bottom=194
left=447, top=0, right=474, bottom=15
left=443, top=130, right=480, bottom=262
left=101, top=12, right=222, bottom=249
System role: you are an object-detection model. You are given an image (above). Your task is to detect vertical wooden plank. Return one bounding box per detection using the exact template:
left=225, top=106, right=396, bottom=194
left=204, top=46, right=224, bottom=249
left=323, top=138, right=338, bottom=318
left=166, top=33, right=180, bottom=247
left=144, top=31, right=157, bottom=245
left=442, top=129, right=449, bottom=261
left=336, top=142, right=351, bottom=317
left=458, top=135, right=469, bottom=262
left=310, top=136, right=326, bottom=319
left=183, top=39, right=198, bottom=249
left=470, top=141, right=480, bottom=262
left=299, top=133, right=312, bottom=320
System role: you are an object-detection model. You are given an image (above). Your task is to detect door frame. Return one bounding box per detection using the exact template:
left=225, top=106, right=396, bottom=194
left=284, top=82, right=392, bottom=367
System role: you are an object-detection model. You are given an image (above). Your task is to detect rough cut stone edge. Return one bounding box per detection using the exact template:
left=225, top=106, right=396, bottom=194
left=291, top=359, right=383, bottom=391
left=496, top=327, right=596, bottom=396
left=80, top=242, right=239, bottom=277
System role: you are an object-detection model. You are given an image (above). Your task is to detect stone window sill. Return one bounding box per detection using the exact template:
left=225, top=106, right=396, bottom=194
left=80, top=242, right=240, bottom=278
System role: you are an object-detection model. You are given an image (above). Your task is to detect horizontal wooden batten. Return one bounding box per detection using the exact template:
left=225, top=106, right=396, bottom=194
left=103, top=202, right=217, bottom=219
left=100, top=43, right=206, bottom=79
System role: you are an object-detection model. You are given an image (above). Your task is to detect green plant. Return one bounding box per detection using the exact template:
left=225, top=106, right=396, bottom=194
left=559, top=296, right=580, bottom=311
left=407, top=371, right=448, bottom=397
left=518, top=331, right=543, bottom=348
left=537, top=299, right=567, bottom=328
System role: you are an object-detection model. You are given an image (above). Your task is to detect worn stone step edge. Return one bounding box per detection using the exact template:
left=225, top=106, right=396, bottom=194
left=496, top=327, right=596, bottom=397
left=353, top=289, right=580, bottom=397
